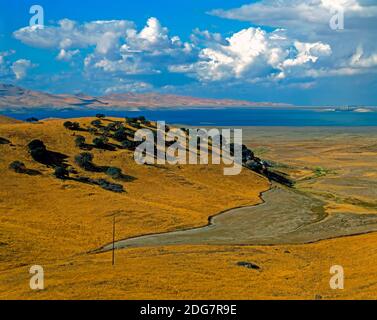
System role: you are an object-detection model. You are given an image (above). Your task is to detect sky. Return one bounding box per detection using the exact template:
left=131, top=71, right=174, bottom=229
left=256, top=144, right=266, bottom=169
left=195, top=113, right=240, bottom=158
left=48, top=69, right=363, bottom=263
left=0, top=0, right=377, bottom=106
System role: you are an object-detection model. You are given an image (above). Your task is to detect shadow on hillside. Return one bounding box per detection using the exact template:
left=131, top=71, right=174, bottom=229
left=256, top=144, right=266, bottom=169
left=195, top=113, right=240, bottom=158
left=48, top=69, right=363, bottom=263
left=67, top=176, right=125, bottom=193
left=115, top=174, right=137, bottom=182
left=78, top=142, right=118, bottom=152
left=22, top=168, right=42, bottom=176
left=77, top=162, right=109, bottom=173
left=31, top=149, right=70, bottom=168
left=9, top=161, right=42, bottom=176
left=0, top=137, right=10, bottom=144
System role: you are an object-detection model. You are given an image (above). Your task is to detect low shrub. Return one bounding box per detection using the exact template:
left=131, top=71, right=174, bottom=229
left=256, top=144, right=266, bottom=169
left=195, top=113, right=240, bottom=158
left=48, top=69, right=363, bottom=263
left=88, top=127, right=97, bottom=134
left=26, top=117, right=39, bottom=122
left=121, top=139, right=139, bottom=149
left=74, top=152, right=94, bottom=169
left=9, top=161, right=26, bottom=173
left=131, top=122, right=142, bottom=129
left=106, top=167, right=122, bottom=179
left=54, top=166, right=69, bottom=179
left=93, top=136, right=108, bottom=149
left=105, top=122, right=118, bottom=131
left=91, top=120, right=102, bottom=128
left=121, top=140, right=132, bottom=149
left=113, top=127, right=127, bottom=141
left=9, top=161, right=41, bottom=176
left=75, top=135, right=86, bottom=148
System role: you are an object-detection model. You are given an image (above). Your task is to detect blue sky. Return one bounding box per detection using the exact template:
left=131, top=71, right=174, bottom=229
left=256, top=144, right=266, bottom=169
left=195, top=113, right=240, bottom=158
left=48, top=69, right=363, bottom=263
left=1, top=0, right=377, bottom=105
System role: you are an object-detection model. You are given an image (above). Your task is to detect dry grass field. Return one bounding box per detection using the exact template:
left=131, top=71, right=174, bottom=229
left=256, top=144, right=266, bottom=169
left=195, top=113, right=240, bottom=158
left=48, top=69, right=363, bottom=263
left=1, top=117, right=377, bottom=299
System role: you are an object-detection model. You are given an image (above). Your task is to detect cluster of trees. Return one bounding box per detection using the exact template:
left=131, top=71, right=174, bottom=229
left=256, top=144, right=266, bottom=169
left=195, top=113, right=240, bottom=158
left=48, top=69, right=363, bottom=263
left=89, top=118, right=141, bottom=150
left=126, top=116, right=149, bottom=129
left=13, top=121, right=129, bottom=192
left=59, top=115, right=147, bottom=190
left=75, top=134, right=116, bottom=151
left=104, top=122, right=121, bottom=131
left=127, top=116, right=146, bottom=123
left=67, top=115, right=153, bottom=152
left=45, top=149, right=125, bottom=191
left=76, top=114, right=154, bottom=153
left=112, top=126, right=142, bottom=150
left=63, top=121, right=81, bottom=131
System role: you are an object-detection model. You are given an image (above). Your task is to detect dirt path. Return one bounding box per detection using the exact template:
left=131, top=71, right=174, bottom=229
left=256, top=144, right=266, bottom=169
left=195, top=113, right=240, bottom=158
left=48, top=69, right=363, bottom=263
left=96, top=186, right=377, bottom=252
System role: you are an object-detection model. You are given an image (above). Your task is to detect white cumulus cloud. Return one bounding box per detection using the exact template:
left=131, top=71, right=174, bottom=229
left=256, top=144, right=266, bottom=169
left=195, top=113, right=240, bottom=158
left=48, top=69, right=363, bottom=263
left=11, top=59, right=35, bottom=80
left=208, top=0, right=377, bottom=80
left=13, top=19, right=135, bottom=50
left=170, top=27, right=332, bottom=82
left=83, top=17, right=194, bottom=76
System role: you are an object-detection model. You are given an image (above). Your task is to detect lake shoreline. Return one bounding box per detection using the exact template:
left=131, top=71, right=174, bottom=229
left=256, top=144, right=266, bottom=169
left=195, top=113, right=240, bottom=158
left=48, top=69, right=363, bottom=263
left=2, top=106, right=377, bottom=126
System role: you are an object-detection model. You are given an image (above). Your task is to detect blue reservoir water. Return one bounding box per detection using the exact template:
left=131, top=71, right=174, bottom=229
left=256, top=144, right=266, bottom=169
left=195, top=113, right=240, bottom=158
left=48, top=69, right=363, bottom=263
left=2, top=107, right=377, bottom=126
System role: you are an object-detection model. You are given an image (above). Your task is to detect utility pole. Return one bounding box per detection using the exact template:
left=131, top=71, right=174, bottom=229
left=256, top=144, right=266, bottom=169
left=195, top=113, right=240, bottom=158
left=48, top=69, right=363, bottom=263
left=112, top=215, right=115, bottom=266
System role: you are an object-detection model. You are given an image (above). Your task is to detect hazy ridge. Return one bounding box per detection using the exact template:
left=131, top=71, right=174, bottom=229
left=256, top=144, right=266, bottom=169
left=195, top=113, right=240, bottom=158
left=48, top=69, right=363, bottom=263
left=0, top=83, right=289, bottom=109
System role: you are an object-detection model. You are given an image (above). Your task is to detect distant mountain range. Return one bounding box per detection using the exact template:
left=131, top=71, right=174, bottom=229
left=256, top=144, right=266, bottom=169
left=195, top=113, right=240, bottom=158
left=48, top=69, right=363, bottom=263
left=0, top=83, right=289, bottom=109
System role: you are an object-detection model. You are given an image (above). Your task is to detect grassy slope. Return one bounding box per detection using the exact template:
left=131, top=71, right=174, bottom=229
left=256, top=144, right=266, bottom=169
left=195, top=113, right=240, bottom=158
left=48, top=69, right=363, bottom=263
left=0, top=117, right=272, bottom=299
left=0, top=115, right=23, bottom=124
